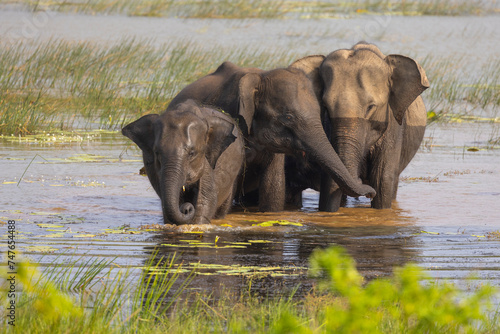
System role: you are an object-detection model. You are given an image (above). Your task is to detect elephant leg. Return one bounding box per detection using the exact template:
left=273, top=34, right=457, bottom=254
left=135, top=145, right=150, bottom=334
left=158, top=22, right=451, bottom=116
left=214, top=183, right=236, bottom=219
left=287, top=190, right=303, bottom=208
left=319, top=173, right=342, bottom=212
left=392, top=177, right=400, bottom=201
left=259, top=153, right=285, bottom=212
left=370, top=172, right=398, bottom=209
left=369, top=140, right=402, bottom=209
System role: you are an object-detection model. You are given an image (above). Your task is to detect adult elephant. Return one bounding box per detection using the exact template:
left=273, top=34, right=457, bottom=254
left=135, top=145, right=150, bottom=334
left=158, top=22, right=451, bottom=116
left=291, top=42, right=429, bottom=211
left=166, top=61, right=375, bottom=212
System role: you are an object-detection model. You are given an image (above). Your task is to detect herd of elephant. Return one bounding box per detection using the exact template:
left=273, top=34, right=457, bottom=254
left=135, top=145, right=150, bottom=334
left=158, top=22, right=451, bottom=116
left=122, top=42, right=429, bottom=225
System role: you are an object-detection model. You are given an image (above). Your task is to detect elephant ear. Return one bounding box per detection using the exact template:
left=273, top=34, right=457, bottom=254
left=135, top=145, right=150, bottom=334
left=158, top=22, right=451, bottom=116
left=385, top=55, right=430, bottom=125
left=122, top=114, right=160, bottom=158
left=238, top=73, right=261, bottom=135
left=289, top=55, right=325, bottom=100
left=203, top=109, right=238, bottom=169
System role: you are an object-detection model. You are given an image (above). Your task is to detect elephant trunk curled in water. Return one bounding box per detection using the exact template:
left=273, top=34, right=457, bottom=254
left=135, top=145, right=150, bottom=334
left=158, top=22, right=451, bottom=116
left=122, top=100, right=244, bottom=225
left=167, top=61, right=376, bottom=212
left=288, top=42, right=429, bottom=211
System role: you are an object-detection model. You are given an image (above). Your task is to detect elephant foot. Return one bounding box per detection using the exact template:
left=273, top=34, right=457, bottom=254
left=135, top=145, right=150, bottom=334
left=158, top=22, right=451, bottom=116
left=259, top=201, right=284, bottom=212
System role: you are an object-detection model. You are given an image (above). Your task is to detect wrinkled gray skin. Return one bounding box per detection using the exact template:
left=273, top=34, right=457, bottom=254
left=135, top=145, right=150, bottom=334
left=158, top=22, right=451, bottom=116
left=167, top=61, right=376, bottom=212
left=122, top=100, right=244, bottom=225
left=290, top=42, right=429, bottom=211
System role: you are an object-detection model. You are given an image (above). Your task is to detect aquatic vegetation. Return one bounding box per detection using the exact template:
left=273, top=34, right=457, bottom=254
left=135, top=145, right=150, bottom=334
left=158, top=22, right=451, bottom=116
left=23, top=245, right=59, bottom=253
left=1, top=246, right=498, bottom=333
left=0, top=130, right=118, bottom=145
left=0, top=37, right=498, bottom=136
left=0, top=38, right=298, bottom=135
left=151, top=262, right=307, bottom=278
left=161, top=236, right=282, bottom=250
left=487, top=230, right=500, bottom=240
left=251, top=220, right=304, bottom=227
left=2, top=0, right=496, bottom=18
left=400, top=175, right=440, bottom=183
left=421, top=56, right=500, bottom=123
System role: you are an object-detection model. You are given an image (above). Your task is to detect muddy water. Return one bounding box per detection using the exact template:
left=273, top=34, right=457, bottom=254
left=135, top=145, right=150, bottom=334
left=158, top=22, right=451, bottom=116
left=1, top=122, right=499, bottom=298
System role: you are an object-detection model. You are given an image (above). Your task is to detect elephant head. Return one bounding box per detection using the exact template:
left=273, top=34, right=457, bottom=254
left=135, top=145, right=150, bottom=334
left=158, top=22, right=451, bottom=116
left=292, top=43, right=429, bottom=207
left=235, top=65, right=377, bottom=199
left=122, top=100, right=237, bottom=225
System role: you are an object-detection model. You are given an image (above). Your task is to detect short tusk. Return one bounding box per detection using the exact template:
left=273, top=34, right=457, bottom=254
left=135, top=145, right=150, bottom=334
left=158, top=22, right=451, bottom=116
left=183, top=185, right=186, bottom=192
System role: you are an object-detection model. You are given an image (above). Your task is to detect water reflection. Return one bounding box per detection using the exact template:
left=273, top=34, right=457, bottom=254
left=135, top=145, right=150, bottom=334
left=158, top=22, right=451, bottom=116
left=3, top=124, right=499, bottom=301
left=142, top=191, right=421, bottom=299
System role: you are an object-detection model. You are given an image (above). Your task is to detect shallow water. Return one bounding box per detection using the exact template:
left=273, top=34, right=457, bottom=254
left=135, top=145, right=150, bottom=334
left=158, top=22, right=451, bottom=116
left=1, top=11, right=499, bottom=65
left=1, top=9, right=499, bottom=299
left=1, top=122, right=499, bottom=298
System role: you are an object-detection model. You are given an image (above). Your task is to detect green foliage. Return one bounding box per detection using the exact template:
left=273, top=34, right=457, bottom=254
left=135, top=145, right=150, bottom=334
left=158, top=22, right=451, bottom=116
left=275, top=245, right=497, bottom=333
left=9, top=261, right=83, bottom=321
left=309, top=245, right=363, bottom=296
left=0, top=251, right=194, bottom=333
left=1, top=246, right=498, bottom=333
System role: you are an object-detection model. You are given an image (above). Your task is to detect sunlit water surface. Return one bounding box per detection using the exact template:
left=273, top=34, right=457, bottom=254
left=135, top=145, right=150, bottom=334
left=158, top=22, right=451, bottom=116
left=1, top=123, right=499, bottom=299
left=0, top=10, right=499, bottom=300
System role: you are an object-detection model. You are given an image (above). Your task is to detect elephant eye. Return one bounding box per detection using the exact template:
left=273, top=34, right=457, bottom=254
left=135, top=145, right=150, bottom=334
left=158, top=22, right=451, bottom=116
left=366, top=104, right=376, bottom=116
left=280, top=112, right=295, bottom=124
left=187, top=148, right=196, bottom=158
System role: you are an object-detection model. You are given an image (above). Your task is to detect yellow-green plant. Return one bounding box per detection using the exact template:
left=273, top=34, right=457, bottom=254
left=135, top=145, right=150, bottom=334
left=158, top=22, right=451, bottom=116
left=273, top=245, right=497, bottom=333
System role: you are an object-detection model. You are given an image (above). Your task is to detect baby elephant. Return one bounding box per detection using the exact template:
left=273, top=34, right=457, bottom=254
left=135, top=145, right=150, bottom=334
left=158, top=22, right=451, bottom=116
left=122, top=100, right=244, bottom=225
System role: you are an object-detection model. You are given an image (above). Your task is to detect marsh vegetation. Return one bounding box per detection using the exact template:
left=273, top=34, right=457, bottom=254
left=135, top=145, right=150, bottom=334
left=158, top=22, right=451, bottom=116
left=2, top=246, right=498, bottom=333
left=0, top=39, right=298, bottom=135
left=1, top=38, right=499, bottom=136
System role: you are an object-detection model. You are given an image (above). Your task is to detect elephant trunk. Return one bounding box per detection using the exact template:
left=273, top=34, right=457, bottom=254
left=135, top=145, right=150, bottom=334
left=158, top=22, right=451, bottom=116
left=331, top=118, right=369, bottom=183
left=302, top=122, right=375, bottom=198
left=160, top=159, right=195, bottom=225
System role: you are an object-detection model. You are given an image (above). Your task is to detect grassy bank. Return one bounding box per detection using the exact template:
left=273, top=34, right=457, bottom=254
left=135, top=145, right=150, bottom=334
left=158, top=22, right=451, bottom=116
left=1, top=0, right=497, bottom=18
left=1, top=246, right=498, bottom=333
left=1, top=38, right=499, bottom=136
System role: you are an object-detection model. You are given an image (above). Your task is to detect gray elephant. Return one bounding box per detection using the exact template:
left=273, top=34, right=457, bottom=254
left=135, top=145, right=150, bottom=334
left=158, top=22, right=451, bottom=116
left=122, top=100, right=244, bottom=225
left=291, top=42, right=429, bottom=211
left=167, top=61, right=376, bottom=212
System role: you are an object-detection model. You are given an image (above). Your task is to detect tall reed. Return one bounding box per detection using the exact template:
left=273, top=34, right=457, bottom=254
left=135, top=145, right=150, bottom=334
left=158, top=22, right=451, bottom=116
left=0, top=38, right=298, bottom=135
left=1, top=39, right=498, bottom=135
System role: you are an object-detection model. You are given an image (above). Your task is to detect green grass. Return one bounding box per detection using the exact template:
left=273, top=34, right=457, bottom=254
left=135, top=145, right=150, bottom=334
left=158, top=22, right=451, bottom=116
left=1, top=38, right=499, bottom=136
left=1, top=246, right=499, bottom=333
left=0, top=38, right=299, bottom=135
left=1, top=0, right=497, bottom=18
left=1, top=251, right=196, bottom=333
left=420, top=55, right=500, bottom=123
